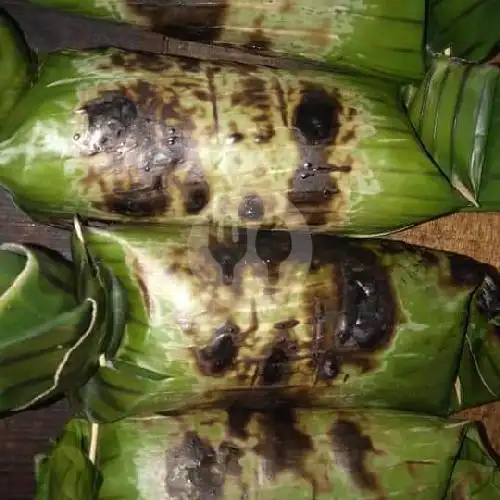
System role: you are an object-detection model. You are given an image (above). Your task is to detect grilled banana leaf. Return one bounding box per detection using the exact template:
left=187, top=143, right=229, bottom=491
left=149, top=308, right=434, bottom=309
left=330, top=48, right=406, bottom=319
left=2, top=36, right=498, bottom=236
left=404, top=56, right=500, bottom=208
left=0, top=229, right=125, bottom=414
left=0, top=10, right=32, bottom=123
left=427, top=0, right=500, bottom=63
left=34, top=408, right=500, bottom=499
left=23, top=0, right=427, bottom=81
left=71, top=219, right=500, bottom=422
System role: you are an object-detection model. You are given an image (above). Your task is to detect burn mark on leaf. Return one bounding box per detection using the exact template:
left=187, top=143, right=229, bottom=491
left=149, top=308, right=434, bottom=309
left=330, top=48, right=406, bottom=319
left=227, top=404, right=253, bottom=440
left=330, top=419, right=383, bottom=494
left=102, top=176, right=170, bottom=217
left=253, top=405, right=320, bottom=493
left=316, top=349, right=340, bottom=381
left=273, top=77, right=288, bottom=127
left=238, top=194, right=264, bottom=221
left=274, top=319, right=300, bottom=330
left=183, top=173, right=210, bottom=215
left=288, top=86, right=350, bottom=226
left=447, top=254, right=488, bottom=289
left=335, top=246, right=396, bottom=350
left=109, top=51, right=170, bottom=72
left=218, top=441, right=244, bottom=476
left=126, top=0, right=229, bottom=43
left=244, top=30, right=272, bottom=52
left=231, top=76, right=276, bottom=140
left=195, top=321, right=240, bottom=376
left=194, top=301, right=259, bottom=378
left=178, top=57, right=202, bottom=73
left=227, top=132, right=244, bottom=144
left=254, top=406, right=313, bottom=474
left=259, top=343, right=293, bottom=386
left=78, top=92, right=137, bottom=155
left=165, top=432, right=224, bottom=499
left=293, top=87, right=342, bottom=145
left=79, top=80, right=204, bottom=217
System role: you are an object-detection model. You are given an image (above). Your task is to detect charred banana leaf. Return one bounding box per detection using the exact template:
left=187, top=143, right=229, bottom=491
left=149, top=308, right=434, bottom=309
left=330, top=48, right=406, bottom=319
left=34, top=408, right=500, bottom=499
left=72, top=219, right=500, bottom=422
left=1, top=34, right=495, bottom=236
left=0, top=228, right=125, bottom=414
left=24, top=0, right=427, bottom=81
left=404, top=56, right=500, bottom=208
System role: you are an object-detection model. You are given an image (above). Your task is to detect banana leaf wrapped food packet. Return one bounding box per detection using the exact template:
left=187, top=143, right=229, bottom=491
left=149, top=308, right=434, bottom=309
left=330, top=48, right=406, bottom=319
left=23, top=0, right=428, bottom=81
left=22, top=0, right=500, bottom=80
left=71, top=219, right=500, bottom=422
left=403, top=56, right=500, bottom=209
left=0, top=228, right=125, bottom=414
left=1, top=23, right=500, bottom=237
left=34, top=407, right=500, bottom=499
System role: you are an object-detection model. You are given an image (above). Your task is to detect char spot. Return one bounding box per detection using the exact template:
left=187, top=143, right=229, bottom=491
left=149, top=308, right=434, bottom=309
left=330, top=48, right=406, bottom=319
left=335, top=247, right=396, bottom=350
left=238, top=194, right=264, bottom=221
left=317, top=349, right=340, bottom=381
left=165, top=432, right=224, bottom=499
left=243, top=29, right=272, bottom=52
left=254, top=126, right=275, bottom=144
left=218, top=441, right=244, bottom=476
left=330, top=419, right=381, bottom=493
left=194, top=90, right=210, bottom=101
left=103, top=176, right=169, bottom=217
left=287, top=171, right=339, bottom=226
left=227, top=404, right=253, bottom=440
left=195, top=322, right=240, bottom=375
left=287, top=87, right=345, bottom=226
left=258, top=335, right=298, bottom=386
left=231, top=77, right=269, bottom=111
left=293, top=88, right=342, bottom=145
left=178, top=57, right=202, bottom=73
left=274, top=319, right=300, bottom=330
left=183, top=180, right=210, bottom=215
left=447, top=254, right=487, bottom=288
left=253, top=405, right=314, bottom=482
left=127, top=1, right=229, bottom=43
left=260, top=347, right=289, bottom=385
left=79, top=93, right=137, bottom=154
left=227, top=132, right=244, bottom=144
left=109, top=51, right=168, bottom=72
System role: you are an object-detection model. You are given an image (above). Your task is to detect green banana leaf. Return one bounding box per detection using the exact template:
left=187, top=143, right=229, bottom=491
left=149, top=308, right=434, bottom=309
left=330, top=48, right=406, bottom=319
left=2, top=22, right=499, bottom=237
left=70, top=218, right=500, bottom=422
left=404, top=56, right=500, bottom=209
left=427, top=0, right=500, bottom=63
left=0, top=9, right=33, bottom=123
left=0, top=223, right=126, bottom=414
left=23, top=0, right=428, bottom=82
left=34, top=408, right=500, bottom=499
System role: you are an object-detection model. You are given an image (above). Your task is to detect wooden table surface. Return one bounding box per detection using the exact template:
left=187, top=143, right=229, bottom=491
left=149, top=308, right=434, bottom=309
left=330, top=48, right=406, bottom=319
left=1, top=1, right=500, bottom=498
